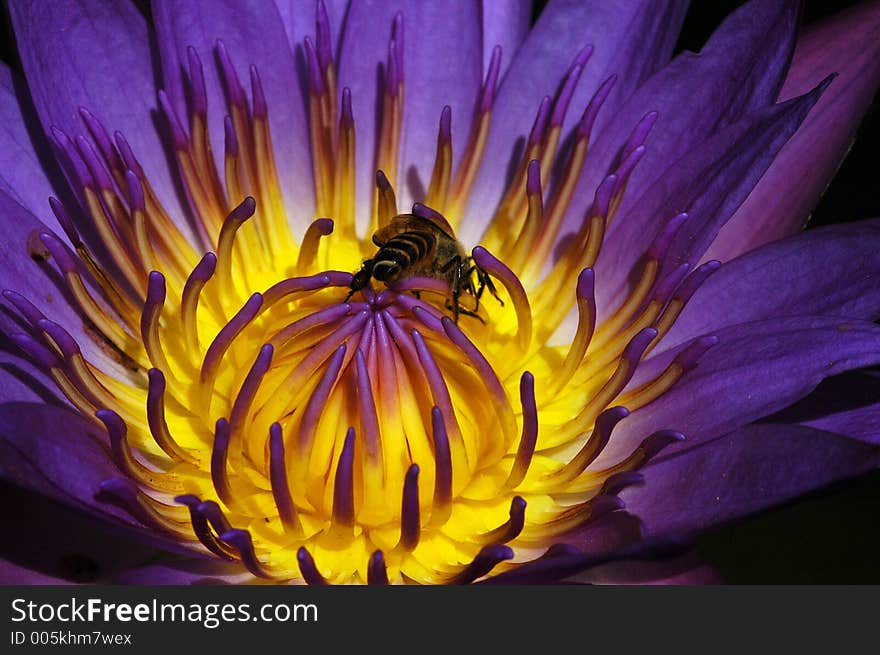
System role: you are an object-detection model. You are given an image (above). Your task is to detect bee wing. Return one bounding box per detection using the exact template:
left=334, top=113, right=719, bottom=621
left=371, top=212, right=458, bottom=248
left=371, top=215, right=409, bottom=246
left=412, top=211, right=456, bottom=240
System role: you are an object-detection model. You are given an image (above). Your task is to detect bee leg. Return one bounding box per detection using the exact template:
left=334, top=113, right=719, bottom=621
left=441, top=255, right=464, bottom=323
left=478, top=267, right=503, bottom=307
left=457, top=263, right=480, bottom=311
left=346, top=259, right=374, bottom=302
left=455, top=305, right=486, bottom=324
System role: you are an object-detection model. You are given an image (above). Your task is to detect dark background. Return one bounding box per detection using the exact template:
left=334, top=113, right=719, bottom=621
left=0, top=1, right=877, bottom=583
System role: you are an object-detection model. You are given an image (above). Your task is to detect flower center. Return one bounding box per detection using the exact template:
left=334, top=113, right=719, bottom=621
left=8, top=4, right=721, bottom=584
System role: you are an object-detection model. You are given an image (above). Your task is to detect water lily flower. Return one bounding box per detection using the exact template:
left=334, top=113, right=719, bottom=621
left=1, top=0, right=879, bottom=585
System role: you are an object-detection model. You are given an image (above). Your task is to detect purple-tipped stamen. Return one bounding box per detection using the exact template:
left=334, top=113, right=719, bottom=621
left=158, top=90, right=189, bottom=151
left=479, top=45, right=503, bottom=114
left=229, top=344, right=274, bottom=436
left=577, top=74, right=617, bottom=140
left=296, top=547, right=327, bottom=585
left=186, top=47, right=208, bottom=118
left=268, top=422, right=300, bottom=533
left=398, top=463, right=420, bottom=551
left=354, top=349, right=382, bottom=463
left=448, top=544, right=514, bottom=585
left=506, top=372, right=538, bottom=489
left=430, top=406, right=453, bottom=514
left=147, top=368, right=198, bottom=464
left=175, top=494, right=236, bottom=560
left=482, top=496, right=527, bottom=544
left=215, top=40, right=247, bottom=109
left=367, top=551, right=389, bottom=585
left=549, top=46, right=593, bottom=128
left=210, top=417, right=233, bottom=504
left=200, top=292, right=263, bottom=384
left=298, top=344, right=348, bottom=449
left=220, top=529, right=274, bottom=578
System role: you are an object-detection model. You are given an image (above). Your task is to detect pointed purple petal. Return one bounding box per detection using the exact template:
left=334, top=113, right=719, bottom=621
left=664, top=220, right=880, bottom=349
left=708, top=1, right=880, bottom=260
left=594, top=80, right=827, bottom=321
left=0, top=402, right=137, bottom=525
left=621, top=423, right=880, bottom=539
left=600, top=316, right=880, bottom=467
left=1, top=479, right=189, bottom=583
left=0, top=64, right=61, bottom=226
left=566, top=550, right=724, bottom=584
left=560, top=0, right=801, bottom=246
left=803, top=402, right=880, bottom=446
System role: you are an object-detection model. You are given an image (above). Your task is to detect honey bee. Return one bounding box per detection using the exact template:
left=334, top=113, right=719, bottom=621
left=346, top=211, right=500, bottom=321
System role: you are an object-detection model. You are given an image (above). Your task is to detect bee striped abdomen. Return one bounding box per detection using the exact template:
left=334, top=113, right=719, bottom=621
left=373, top=231, right=436, bottom=281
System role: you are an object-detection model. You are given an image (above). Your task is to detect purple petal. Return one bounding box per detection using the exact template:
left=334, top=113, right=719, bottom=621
left=620, top=423, right=880, bottom=539
left=0, top=559, right=71, bottom=585
left=337, top=1, right=482, bottom=226
left=8, top=0, right=187, bottom=225
left=480, top=0, right=531, bottom=79
left=598, top=316, right=880, bottom=468
left=0, top=348, right=63, bottom=406
left=461, top=0, right=689, bottom=240
left=0, top=402, right=134, bottom=524
left=559, top=0, right=800, bottom=246
left=1, top=477, right=179, bottom=583
left=152, top=0, right=314, bottom=231
left=803, top=403, right=880, bottom=446
left=708, top=2, right=880, bottom=260
left=112, top=559, right=248, bottom=584
left=0, top=64, right=60, bottom=226
left=594, top=80, right=826, bottom=321
left=663, top=220, right=880, bottom=350
left=566, top=550, right=725, bottom=584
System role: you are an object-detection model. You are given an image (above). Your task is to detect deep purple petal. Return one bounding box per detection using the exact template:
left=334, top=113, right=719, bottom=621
left=0, top=559, right=71, bottom=585
left=594, top=80, right=826, bottom=321
left=663, top=220, right=880, bottom=350
left=708, top=2, right=880, bottom=260
left=8, top=0, right=187, bottom=225
left=112, top=559, right=249, bottom=584
left=803, top=403, right=880, bottom=446
left=0, top=64, right=60, bottom=226
left=480, top=0, right=531, bottom=79
left=152, top=0, right=314, bottom=232
left=461, top=0, right=689, bottom=241
left=559, top=0, right=800, bottom=247
left=0, top=402, right=133, bottom=524
left=337, top=0, right=482, bottom=226
left=566, top=550, right=725, bottom=584
left=0, top=403, right=196, bottom=566
left=482, top=533, right=688, bottom=584
left=0, top=347, right=63, bottom=406
left=599, top=316, right=880, bottom=467
left=0, top=477, right=180, bottom=583
left=620, top=423, right=880, bottom=540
